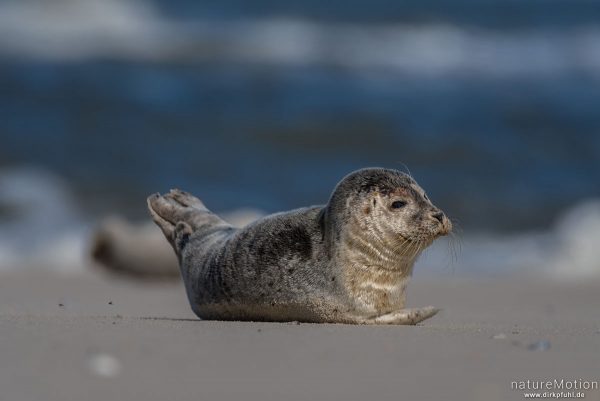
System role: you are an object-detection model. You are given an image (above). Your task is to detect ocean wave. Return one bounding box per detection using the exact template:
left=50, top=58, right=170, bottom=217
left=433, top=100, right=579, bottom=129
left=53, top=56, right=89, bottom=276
left=1, top=0, right=600, bottom=78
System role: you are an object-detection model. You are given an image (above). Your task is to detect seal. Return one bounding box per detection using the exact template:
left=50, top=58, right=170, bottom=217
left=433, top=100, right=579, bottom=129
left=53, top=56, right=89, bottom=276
left=91, top=217, right=179, bottom=279
left=147, top=168, right=452, bottom=325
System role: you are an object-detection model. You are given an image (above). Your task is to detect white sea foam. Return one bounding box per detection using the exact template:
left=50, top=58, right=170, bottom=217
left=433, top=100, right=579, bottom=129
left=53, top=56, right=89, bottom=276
left=1, top=0, right=600, bottom=78
left=548, top=200, right=600, bottom=280
left=0, top=167, right=88, bottom=273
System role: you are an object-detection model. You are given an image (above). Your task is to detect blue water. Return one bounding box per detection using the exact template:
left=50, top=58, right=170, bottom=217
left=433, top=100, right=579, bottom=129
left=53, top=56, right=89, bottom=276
left=1, top=0, right=599, bottom=232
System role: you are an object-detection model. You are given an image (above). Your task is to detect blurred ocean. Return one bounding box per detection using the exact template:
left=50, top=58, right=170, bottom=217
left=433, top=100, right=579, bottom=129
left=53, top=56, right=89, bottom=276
left=0, top=0, right=599, bottom=276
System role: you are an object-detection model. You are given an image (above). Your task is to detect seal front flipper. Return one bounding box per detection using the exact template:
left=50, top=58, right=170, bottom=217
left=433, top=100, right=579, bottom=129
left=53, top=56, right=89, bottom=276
left=365, top=306, right=440, bottom=325
left=147, top=189, right=227, bottom=256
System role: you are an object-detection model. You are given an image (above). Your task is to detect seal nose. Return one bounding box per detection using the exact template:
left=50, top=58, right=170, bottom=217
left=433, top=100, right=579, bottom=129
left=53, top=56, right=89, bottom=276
left=432, top=211, right=445, bottom=224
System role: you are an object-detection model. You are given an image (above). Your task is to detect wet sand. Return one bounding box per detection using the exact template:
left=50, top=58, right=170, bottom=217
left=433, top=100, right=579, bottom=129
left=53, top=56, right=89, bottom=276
left=1, top=270, right=599, bottom=401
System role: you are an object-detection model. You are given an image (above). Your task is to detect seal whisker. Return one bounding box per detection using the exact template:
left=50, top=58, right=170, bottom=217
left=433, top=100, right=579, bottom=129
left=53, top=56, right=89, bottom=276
left=394, top=161, right=414, bottom=181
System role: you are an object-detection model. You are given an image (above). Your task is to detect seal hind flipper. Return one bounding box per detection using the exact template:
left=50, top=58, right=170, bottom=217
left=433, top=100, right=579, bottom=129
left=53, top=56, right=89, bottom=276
left=147, top=193, right=176, bottom=246
left=167, top=189, right=208, bottom=211
left=147, top=193, right=190, bottom=254
left=147, top=190, right=227, bottom=255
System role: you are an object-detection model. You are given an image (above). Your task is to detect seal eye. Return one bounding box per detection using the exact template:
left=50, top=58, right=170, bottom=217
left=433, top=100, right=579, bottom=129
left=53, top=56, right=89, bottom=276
left=391, top=200, right=407, bottom=209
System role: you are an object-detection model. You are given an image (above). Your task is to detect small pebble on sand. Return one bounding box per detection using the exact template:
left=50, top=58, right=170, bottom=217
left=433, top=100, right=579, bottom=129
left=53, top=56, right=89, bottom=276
left=527, top=340, right=551, bottom=351
left=88, top=353, right=121, bottom=378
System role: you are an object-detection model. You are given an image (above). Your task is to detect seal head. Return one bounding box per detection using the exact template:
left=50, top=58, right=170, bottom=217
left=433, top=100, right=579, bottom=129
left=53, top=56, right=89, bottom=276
left=322, top=168, right=452, bottom=255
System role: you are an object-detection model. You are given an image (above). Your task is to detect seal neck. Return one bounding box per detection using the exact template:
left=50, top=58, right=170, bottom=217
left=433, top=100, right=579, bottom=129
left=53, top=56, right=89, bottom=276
left=339, top=218, right=422, bottom=275
left=335, top=222, right=422, bottom=313
left=320, top=204, right=424, bottom=274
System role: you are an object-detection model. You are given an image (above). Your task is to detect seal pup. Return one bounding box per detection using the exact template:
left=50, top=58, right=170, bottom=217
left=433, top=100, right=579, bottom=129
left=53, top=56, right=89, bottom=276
left=148, top=168, right=452, bottom=324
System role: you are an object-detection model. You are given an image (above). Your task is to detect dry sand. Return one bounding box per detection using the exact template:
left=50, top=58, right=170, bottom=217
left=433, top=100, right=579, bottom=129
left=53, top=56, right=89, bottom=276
left=1, top=269, right=599, bottom=401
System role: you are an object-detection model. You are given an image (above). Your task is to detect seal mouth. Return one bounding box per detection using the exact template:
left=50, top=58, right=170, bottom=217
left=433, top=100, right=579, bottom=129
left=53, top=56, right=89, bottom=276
left=403, top=227, right=450, bottom=243
left=439, top=219, right=453, bottom=236
left=399, top=234, right=434, bottom=245
left=432, top=227, right=451, bottom=240
left=430, top=215, right=452, bottom=238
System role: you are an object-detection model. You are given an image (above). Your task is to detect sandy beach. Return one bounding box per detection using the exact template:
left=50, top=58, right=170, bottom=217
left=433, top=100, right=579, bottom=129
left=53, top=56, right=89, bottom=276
left=2, top=1, right=599, bottom=400
left=1, top=269, right=598, bottom=401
